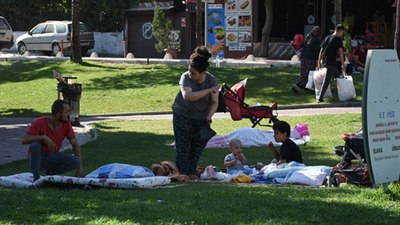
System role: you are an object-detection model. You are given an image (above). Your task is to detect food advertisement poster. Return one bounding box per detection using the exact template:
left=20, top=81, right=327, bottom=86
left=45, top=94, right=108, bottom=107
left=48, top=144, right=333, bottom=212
left=225, top=0, right=252, bottom=51
left=207, top=4, right=225, bottom=57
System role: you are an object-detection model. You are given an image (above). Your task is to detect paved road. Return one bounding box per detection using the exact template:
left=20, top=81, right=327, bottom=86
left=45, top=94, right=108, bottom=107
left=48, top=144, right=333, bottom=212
left=0, top=106, right=361, bottom=165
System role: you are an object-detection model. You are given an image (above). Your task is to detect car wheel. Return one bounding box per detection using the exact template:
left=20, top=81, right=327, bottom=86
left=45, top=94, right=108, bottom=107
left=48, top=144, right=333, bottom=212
left=51, top=43, right=61, bottom=56
left=17, top=42, right=27, bottom=55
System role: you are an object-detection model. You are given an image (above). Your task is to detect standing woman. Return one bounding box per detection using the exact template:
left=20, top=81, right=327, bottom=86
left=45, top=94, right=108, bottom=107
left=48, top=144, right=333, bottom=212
left=172, top=46, right=220, bottom=178
left=292, top=26, right=322, bottom=93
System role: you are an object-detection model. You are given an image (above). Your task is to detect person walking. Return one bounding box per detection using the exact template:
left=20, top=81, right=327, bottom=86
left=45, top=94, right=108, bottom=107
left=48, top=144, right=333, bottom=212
left=171, top=46, right=220, bottom=179
left=316, top=24, right=346, bottom=102
left=292, top=26, right=322, bottom=93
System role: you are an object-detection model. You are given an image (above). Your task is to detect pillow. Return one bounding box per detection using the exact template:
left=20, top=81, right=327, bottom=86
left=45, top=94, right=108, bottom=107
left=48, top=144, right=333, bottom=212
left=283, top=170, right=326, bottom=186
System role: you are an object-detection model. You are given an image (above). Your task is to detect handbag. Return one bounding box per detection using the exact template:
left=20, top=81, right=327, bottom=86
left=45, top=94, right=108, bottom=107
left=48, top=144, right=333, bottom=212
left=198, top=124, right=216, bottom=144
left=313, top=68, right=332, bottom=100
left=305, top=69, right=316, bottom=91
left=337, top=75, right=356, bottom=101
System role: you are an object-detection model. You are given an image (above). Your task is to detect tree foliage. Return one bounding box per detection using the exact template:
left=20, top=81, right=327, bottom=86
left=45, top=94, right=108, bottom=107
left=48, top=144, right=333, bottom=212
left=152, top=1, right=173, bottom=53
left=0, top=0, right=140, bottom=31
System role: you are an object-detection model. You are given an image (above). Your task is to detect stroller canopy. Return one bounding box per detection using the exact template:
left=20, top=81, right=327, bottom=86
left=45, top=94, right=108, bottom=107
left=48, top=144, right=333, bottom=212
left=221, top=78, right=278, bottom=127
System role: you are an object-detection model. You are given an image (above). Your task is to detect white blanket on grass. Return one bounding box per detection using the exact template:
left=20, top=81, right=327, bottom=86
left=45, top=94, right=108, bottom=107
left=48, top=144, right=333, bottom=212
left=206, top=127, right=309, bottom=148
left=0, top=172, right=171, bottom=189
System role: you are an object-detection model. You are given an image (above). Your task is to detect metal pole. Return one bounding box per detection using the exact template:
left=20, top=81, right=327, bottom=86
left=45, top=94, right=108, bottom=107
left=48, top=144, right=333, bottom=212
left=204, top=2, right=208, bottom=47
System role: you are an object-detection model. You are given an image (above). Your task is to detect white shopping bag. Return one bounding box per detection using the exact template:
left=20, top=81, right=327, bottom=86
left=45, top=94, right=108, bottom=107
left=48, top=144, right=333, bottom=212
left=337, top=76, right=356, bottom=101
left=313, top=68, right=332, bottom=100
left=305, top=70, right=316, bottom=91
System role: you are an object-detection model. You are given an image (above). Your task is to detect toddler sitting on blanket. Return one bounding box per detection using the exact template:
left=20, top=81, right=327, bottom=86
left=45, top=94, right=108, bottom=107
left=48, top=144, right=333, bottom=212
left=224, top=139, right=253, bottom=175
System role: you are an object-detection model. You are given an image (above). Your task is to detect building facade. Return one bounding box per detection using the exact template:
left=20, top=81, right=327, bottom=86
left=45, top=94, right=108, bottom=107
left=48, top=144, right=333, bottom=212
left=125, top=0, right=397, bottom=59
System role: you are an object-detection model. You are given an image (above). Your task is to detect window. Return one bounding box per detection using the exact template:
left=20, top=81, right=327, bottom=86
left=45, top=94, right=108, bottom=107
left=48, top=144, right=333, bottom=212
left=31, top=24, right=46, bottom=34
left=67, top=23, right=92, bottom=33
left=0, top=18, right=10, bottom=30
left=80, top=24, right=90, bottom=32
left=44, top=24, right=54, bottom=33
left=56, top=23, right=66, bottom=33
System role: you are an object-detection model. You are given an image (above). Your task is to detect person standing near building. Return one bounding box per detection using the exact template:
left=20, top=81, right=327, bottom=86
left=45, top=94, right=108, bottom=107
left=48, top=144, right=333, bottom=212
left=292, top=26, right=322, bottom=93
left=317, top=24, right=346, bottom=102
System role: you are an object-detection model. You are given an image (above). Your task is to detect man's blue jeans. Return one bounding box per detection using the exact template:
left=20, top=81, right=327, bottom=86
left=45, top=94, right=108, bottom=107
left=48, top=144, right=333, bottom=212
left=29, top=141, right=80, bottom=180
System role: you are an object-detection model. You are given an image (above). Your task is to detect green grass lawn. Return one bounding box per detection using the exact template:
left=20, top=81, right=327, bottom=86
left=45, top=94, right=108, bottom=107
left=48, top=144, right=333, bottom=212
left=0, top=114, right=399, bottom=225
left=0, top=60, right=363, bottom=117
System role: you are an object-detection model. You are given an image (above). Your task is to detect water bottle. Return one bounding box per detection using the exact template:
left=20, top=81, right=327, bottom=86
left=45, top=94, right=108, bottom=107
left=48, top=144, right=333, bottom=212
left=216, top=56, right=221, bottom=68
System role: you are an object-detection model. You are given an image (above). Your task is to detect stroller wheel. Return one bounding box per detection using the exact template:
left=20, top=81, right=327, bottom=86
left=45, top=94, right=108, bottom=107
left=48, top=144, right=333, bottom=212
left=329, top=172, right=343, bottom=187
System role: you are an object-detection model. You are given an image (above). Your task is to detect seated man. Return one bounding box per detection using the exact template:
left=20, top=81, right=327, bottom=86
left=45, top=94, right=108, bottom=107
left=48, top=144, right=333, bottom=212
left=352, top=39, right=370, bottom=73
left=267, top=120, right=303, bottom=164
left=22, top=99, right=84, bottom=181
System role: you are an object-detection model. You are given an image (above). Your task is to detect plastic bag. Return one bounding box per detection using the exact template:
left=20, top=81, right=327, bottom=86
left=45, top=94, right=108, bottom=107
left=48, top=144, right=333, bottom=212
left=293, top=124, right=310, bottom=137
left=305, top=70, right=316, bottom=90
left=313, top=68, right=332, bottom=100
left=337, top=76, right=356, bottom=101
left=200, top=165, right=227, bottom=180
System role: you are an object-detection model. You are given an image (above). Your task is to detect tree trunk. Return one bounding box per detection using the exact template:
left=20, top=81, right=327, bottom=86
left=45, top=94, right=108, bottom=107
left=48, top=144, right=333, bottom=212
left=261, top=0, right=273, bottom=57
left=196, top=1, right=203, bottom=47
left=71, top=0, right=82, bottom=63
left=334, top=0, right=342, bottom=25
left=395, top=0, right=400, bottom=59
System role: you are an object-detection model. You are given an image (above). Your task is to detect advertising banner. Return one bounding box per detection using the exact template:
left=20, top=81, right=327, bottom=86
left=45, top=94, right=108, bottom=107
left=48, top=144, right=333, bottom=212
left=363, top=50, right=400, bottom=185
left=224, top=0, right=252, bottom=51
left=207, top=4, right=225, bottom=57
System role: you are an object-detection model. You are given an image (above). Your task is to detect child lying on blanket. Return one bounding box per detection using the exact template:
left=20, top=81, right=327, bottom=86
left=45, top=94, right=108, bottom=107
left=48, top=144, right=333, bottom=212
left=224, top=139, right=253, bottom=175
left=267, top=121, right=303, bottom=164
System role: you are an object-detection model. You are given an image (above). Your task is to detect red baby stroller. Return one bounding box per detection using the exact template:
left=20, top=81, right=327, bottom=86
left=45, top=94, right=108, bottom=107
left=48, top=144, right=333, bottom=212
left=329, top=129, right=371, bottom=187
left=217, top=78, right=279, bottom=127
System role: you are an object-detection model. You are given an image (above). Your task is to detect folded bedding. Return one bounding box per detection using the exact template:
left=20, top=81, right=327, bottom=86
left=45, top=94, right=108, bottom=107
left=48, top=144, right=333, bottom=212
left=0, top=163, right=171, bottom=189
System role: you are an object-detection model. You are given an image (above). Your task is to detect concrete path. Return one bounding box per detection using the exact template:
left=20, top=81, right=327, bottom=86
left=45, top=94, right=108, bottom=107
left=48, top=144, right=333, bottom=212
left=0, top=106, right=361, bottom=165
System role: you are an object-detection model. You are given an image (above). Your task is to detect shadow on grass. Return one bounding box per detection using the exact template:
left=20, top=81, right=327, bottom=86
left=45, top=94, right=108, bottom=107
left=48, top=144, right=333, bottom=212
left=0, top=129, right=175, bottom=176
left=0, top=125, right=399, bottom=224
left=0, top=60, right=147, bottom=84
left=84, top=65, right=180, bottom=91
left=0, top=61, right=56, bottom=83
left=302, top=145, right=339, bottom=166
left=0, top=108, right=45, bottom=117
left=77, top=129, right=176, bottom=173
left=78, top=61, right=127, bottom=69
left=0, top=183, right=399, bottom=225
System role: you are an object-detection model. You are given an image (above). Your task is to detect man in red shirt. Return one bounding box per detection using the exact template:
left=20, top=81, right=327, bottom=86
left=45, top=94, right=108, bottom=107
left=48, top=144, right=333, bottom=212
left=352, top=39, right=369, bottom=73
left=22, top=100, right=84, bottom=181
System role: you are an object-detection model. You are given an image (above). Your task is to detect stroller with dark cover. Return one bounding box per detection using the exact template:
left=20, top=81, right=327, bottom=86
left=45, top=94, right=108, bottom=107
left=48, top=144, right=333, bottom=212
left=217, top=78, right=279, bottom=127
left=330, top=129, right=371, bottom=186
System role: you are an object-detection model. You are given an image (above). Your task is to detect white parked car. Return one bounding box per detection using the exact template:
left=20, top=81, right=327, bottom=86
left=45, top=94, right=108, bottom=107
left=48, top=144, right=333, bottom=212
left=0, top=16, right=14, bottom=49
left=16, top=20, right=95, bottom=56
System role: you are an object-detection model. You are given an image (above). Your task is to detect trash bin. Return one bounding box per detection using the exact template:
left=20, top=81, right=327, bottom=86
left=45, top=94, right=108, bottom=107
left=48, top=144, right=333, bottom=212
left=55, top=75, right=82, bottom=126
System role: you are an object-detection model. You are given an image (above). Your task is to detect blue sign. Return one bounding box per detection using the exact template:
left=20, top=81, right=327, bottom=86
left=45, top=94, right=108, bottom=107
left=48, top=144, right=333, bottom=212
left=207, top=4, right=224, bottom=58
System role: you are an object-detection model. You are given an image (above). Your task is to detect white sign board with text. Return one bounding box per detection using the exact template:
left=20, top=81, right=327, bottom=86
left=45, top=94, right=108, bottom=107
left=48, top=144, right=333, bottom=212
left=363, top=50, right=400, bottom=185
